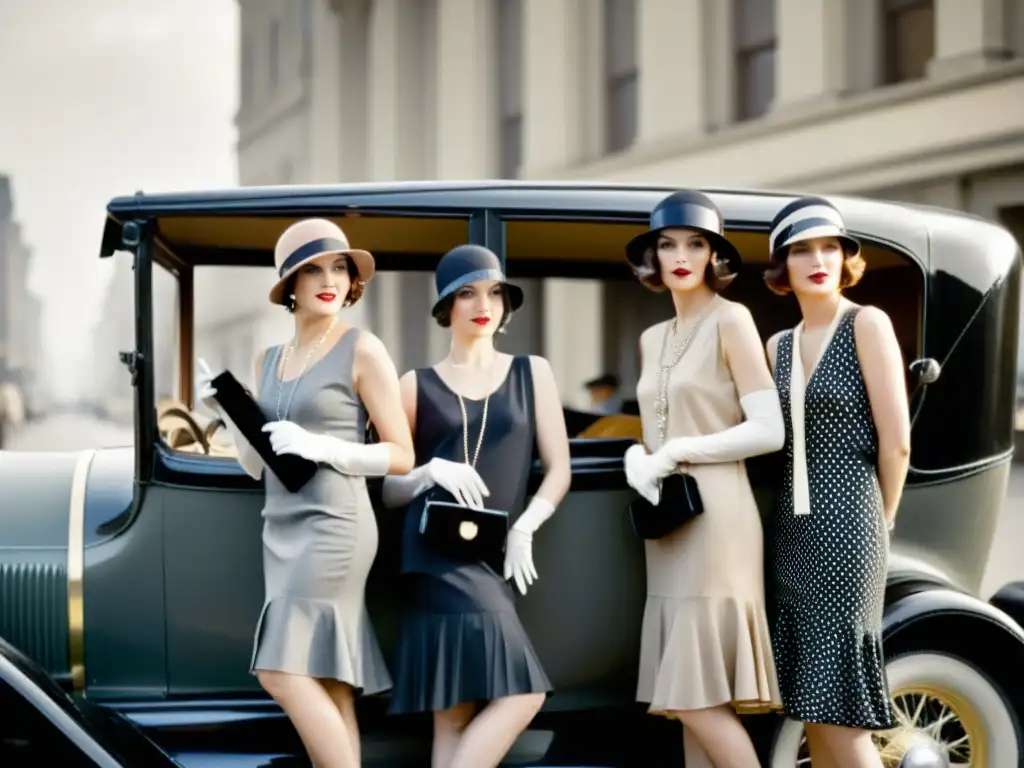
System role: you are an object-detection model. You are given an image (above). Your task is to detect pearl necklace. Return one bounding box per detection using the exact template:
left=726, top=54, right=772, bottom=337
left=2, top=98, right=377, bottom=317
left=275, top=317, right=337, bottom=420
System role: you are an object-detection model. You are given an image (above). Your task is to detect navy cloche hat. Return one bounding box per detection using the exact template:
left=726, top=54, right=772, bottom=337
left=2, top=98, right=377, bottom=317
left=432, top=244, right=524, bottom=317
left=625, top=190, right=742, bottom=291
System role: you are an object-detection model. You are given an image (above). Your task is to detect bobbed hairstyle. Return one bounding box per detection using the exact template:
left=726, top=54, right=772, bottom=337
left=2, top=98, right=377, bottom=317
left=281, top=256, right=364, bottom=313
left=431, top=285, right=515, bottom=334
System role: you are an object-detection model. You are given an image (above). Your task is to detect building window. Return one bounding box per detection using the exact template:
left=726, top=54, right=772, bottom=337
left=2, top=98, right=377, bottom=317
left=734, top=0, right=776, bottom=121
left=883, top=0, right=935, bottom=84
left=605, top=0, right=638, bottom=153
left=497, top=0, right=523, bottom=178
left=269, top=17, right=280, bottom=91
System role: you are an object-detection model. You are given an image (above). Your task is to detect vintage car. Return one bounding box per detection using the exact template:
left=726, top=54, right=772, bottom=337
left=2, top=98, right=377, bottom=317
left=1, top=181, right=1022, bottom=767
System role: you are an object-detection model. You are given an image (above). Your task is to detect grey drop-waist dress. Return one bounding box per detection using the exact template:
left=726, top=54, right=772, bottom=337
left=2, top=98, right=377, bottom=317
left=250, top=328, right=392, bottom=696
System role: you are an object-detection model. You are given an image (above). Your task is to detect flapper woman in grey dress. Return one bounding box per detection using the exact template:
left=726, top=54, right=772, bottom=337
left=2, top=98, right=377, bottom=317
left=196, top=218, right=415, bottom=768
left=763, top=197, right=910, bottom=766
left=381, top=244, right=572, bottom=768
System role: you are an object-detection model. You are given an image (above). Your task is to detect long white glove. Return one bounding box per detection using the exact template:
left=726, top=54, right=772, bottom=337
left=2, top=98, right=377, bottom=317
left=623, top=443, right=661, bottom=506
left=261, top=420, right=391, bottom=476
left=380, top=457, right=490, bottom=509
left=647, top=388, right=785, bottom=477
left=195, top=358, right=264, bottom=480
left=504, top=497, right=555, bottom=595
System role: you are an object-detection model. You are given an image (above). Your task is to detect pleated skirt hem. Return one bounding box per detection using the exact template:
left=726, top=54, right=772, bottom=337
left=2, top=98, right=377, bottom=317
left=249, top=596, right=393, bottom=697
left=387, top=566, right=552, bottom=715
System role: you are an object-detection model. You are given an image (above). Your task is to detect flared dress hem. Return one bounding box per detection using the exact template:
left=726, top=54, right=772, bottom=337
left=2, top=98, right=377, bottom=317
left=249, top=596, right=393, bottom=697
left=636, top=594, right=782, bottom=716
left=387, top=566, right=552, bottom=715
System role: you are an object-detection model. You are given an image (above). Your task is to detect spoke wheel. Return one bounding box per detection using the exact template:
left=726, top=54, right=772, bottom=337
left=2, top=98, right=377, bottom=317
left=770, top=652, right=1020, bottom=768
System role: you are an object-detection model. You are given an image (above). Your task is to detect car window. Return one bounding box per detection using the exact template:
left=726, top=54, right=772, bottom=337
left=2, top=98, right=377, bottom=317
left=0, top=679, right=95, bottom=767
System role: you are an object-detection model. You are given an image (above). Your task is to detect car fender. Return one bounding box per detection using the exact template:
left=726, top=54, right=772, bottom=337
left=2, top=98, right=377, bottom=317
left=1, top=634, right=121, bottom=765
left=883, top=583, right=1024, bottom=720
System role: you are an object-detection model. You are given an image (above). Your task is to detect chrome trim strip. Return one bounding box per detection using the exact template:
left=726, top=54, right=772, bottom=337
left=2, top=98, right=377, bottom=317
left=68, top=449, right=97, bottom=695
left=0, top=653, right=121, bottom=768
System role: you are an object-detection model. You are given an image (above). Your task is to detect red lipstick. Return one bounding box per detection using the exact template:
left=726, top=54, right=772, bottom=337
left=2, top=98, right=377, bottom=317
left=672, top=267, right=691, bottom=277
left=316, top=292, right=337, bottom=302
left=471, top=317, right=491, bottom=326
left=808, top=272, right=827, bottom=284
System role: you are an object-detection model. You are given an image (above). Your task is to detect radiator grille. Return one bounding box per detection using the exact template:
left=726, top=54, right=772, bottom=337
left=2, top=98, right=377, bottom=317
left=0, top=561, right=69, bottom=676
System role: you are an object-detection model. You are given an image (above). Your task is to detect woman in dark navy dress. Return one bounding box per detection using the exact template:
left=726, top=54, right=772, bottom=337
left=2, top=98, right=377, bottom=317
left=381, top=244, right=572, bottom=768
left=763, top=197, right=910, bottom=766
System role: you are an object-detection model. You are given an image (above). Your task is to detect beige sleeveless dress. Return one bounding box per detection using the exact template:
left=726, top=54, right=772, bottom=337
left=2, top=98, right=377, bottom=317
left=635, top=294, right=780, bottom=717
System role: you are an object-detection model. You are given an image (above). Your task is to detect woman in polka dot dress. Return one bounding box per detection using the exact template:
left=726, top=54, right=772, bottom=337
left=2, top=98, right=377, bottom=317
left=764, top=196, right=911, bottom=766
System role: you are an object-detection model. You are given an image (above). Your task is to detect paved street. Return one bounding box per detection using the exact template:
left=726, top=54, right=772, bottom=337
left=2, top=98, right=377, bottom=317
left=5, top=411, right=1024, bottom=598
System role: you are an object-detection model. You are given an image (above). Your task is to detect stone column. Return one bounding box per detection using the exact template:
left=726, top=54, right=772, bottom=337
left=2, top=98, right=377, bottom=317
left=520, top=0, right=603, bottom=398
left=637, top=0, right=707, bottom=142
left=435, top=0, right=498, bottom=178
left=775, top=0, right=847, bottom=109
left=521, top=0, right=584, bottom=175
left=929, top=0, right=1013, bottom=79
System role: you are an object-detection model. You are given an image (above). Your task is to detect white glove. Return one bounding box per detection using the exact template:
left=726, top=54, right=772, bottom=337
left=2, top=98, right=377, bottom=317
left=623, top=443, right=662, bottom=506
left=195, top=358, right=220, bottom=411
left=653, top=388, right=784, bottom=467
left=504, top=497, right=555, bottom=595
left=262, top=420, right=391, bottom=476
left=381, top=457, right=489, bottom=509
left=194, top=358, right=264, bottom=480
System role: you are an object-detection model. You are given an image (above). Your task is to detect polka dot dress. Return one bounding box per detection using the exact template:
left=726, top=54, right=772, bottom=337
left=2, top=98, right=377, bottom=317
left=768, top=307, right=897, bottom=730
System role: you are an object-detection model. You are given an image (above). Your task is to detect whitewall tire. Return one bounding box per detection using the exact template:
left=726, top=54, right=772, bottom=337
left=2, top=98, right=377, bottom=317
left=769, top=651, right=1020, bottom=767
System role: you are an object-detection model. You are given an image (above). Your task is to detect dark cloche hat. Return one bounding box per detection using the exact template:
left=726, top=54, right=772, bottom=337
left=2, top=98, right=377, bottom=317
left=768, top=195, right=861, bottom=264
left=625, top=190, right=743, bottom=291
left=432, top=244, right=524, bottom=317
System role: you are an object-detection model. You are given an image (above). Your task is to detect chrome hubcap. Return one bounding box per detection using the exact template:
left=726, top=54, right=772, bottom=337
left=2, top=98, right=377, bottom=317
left=792, top=688, right=980, bottom=767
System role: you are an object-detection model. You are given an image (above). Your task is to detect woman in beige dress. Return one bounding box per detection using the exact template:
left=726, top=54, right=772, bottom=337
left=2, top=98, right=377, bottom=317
left=622, top=190, right=785, bottom=766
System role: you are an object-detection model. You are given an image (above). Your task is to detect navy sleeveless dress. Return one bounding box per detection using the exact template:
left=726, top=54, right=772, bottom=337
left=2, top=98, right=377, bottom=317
left=388, top=356, right=552, bottom=715
left=768, top=306, right=897, bottom=730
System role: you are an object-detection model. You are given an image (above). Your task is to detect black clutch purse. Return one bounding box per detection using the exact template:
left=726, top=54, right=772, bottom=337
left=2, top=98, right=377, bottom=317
left=628, top=471, right=703, bottom=540
left=418, top=490, right=510, bottom=563
left=210, top=370, right=319, bottom=493
left=417, top=391, right=508, bottom=564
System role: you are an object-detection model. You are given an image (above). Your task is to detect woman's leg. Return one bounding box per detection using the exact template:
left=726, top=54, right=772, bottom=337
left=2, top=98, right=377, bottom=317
left=319, top=679, right=360, bottom=766
left=682, top=726, right=715, bottom=768
left=804, top=724, right=838, bottom=768
left=256, top=670, right=358, bottom=768
left=807, top=723, right=883, bottom=768
left=446, top=692, right=546, bottom=768
left=432, top=702, right=479, bottom=768
left=670, top=704, right=760, bottom=768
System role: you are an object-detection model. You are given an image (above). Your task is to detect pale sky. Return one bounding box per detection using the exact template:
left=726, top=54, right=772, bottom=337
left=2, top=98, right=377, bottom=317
left=0, top=0, right=238, bottom=400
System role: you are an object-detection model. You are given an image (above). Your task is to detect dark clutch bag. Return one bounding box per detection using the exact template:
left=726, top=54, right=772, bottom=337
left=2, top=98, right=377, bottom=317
left=417, top=489, right=510, bottom=563
left=628, top=471, right=704, bottom=540
left=210, top=370, right=319, bottom=493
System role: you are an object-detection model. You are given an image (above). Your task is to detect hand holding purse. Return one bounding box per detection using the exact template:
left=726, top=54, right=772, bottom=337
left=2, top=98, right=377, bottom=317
left=627, top=306, right=715, bottom=540
left=418, top=393, right=509, bottom=562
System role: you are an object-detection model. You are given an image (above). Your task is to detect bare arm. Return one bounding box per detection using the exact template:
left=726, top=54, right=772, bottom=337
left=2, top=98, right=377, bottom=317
left=529, top=355, right=572, bottom=509
left=380, top=372, right=433, bottom=509
left=353, top=332, right=415, bottom=475
left=855, top=307, right=911, bottom=525
left=721, top=304, right=776, bottom=397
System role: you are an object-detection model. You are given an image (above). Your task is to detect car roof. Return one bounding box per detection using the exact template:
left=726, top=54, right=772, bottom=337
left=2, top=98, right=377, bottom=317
left=99, top=180, right=1018, bottom=285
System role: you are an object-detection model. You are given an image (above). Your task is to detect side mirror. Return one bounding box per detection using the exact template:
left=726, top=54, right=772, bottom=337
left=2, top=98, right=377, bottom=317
left=909, top=358, right=941, bottom=386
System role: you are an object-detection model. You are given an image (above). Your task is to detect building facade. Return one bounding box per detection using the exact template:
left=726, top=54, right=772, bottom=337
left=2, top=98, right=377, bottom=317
left=218, top=0, right=1024, bottom=406
left=0, top=175, right=43, bottom=419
